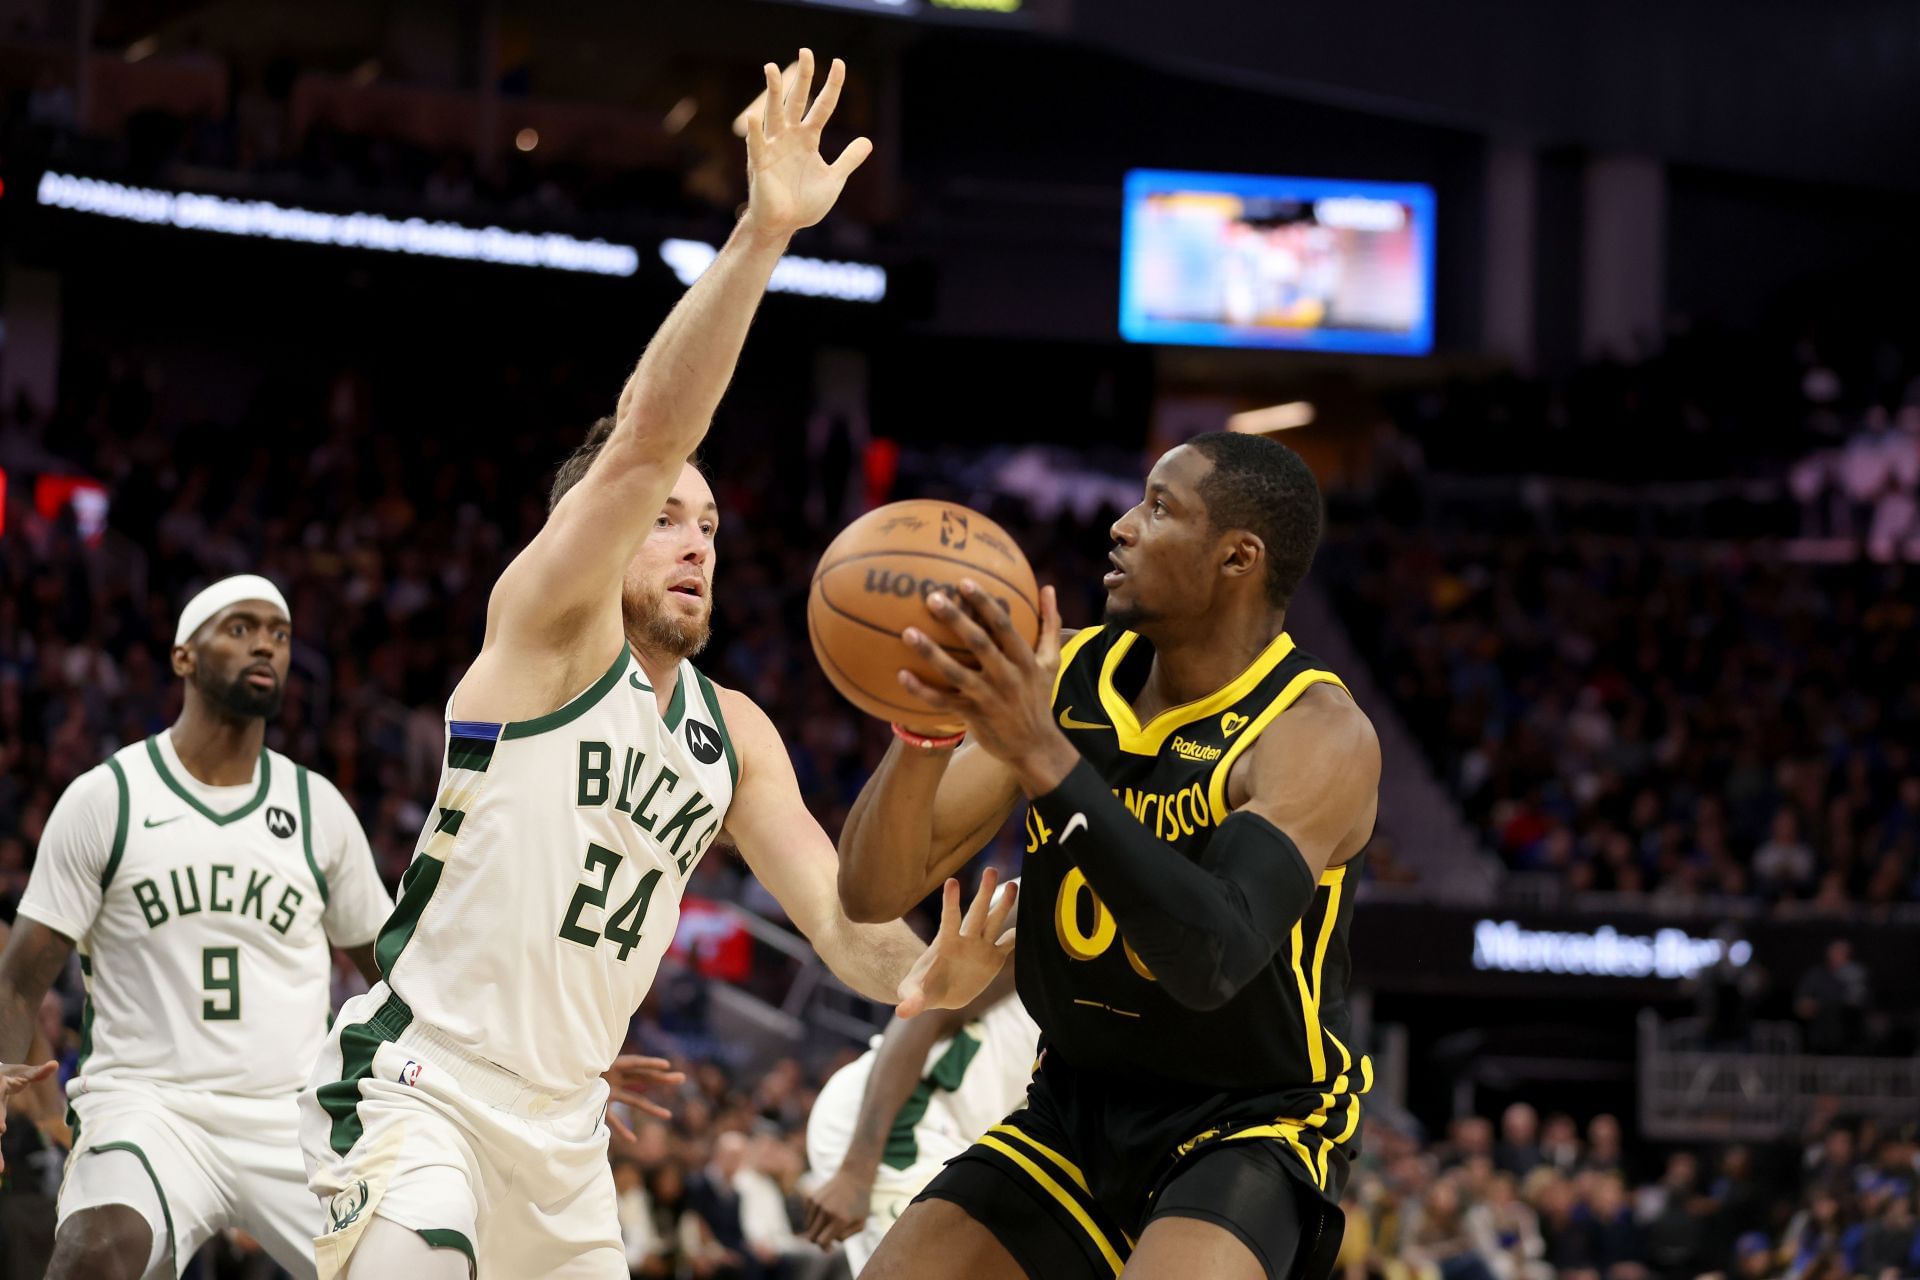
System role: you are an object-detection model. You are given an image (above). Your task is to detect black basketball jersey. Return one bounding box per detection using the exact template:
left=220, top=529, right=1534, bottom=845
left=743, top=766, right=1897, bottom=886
left=1017, top=624, right=1371, bottom=1130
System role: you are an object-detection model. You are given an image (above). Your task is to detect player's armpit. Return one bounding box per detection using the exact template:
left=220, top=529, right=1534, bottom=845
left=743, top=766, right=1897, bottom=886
left=1228, top=684, right=1381, bottom=869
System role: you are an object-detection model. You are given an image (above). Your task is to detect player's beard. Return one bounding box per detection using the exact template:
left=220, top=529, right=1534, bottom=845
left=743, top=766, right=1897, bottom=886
left=1101, top=596, right=1156, bottom=631
left=197, top=664, right=284, bottom=721
left=623, top=582, right=712, bottom=660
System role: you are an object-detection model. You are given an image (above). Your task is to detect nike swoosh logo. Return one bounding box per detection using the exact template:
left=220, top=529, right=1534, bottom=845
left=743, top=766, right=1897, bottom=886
left=1058, top=706, right=1106, bottom=732
left=629, top=672, right=652, bottom=692
left=143, top=815, right=185, bottom=828
left=1061, top=813, right=1088, bottom=843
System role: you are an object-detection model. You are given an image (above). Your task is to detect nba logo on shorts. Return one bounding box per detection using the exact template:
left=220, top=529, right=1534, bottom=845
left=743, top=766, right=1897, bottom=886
left=399, top=1060, right=423, bottom=1087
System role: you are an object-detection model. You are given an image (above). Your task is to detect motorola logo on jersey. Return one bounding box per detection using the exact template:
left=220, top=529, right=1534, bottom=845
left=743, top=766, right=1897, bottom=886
left=685, top=720, right=724, bottom=765
left=265, top=806, right=298, bottom=839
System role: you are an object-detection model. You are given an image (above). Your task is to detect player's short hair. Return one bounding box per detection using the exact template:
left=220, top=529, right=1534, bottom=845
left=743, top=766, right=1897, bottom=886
left=548, top=417, right=702, bottom=513
left=1184, top=431, right=1323, bottom=607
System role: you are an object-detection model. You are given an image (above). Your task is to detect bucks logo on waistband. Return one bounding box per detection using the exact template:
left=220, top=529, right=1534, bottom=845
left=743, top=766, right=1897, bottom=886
left=328, top=1179, right=369, bottom=1232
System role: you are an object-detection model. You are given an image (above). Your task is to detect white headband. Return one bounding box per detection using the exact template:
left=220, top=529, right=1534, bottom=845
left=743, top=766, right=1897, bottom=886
left=174, top=574, right=292, bottom=647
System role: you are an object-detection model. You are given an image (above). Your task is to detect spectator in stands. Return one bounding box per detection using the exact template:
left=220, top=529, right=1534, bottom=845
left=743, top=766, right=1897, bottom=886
left=1795, top=940, right=1873, bottom=1054
left=1691, top=926, right=1766, bottom=1049
left=1467, top=1173, right=1550, bottom=1280
left=735, top=1130, right=827, bottom=1280
left=1408, top=1178, right=1500, bottom=1280
left=1638, top=1151, right=1710, bottom=1280
left=1443, top=1116, right=1497, bottom=1170
left=1540, top=1113, right=1583, bottom=1175
left=615, top=1157, right=674, bottom=1278
left=1780, top=1188, right=1864, bottom=1278
left=1755, top=809, right=1819, bottom=901
left=1498, top=1103, right=1546, bottom=1178
left=1584, top=1115, right=1627, bottom=1178
left=1856, top=1187, right=1918, bottom=1278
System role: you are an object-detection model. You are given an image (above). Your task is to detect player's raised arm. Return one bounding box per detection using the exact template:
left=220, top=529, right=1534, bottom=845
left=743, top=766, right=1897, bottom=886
left=484, top=50, right=871, bottom=665
left=712, top=686, right=1013, bottom=1014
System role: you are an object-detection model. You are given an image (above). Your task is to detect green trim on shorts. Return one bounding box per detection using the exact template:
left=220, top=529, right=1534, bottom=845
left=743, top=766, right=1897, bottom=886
left=316, top=992, right=415, bottom=1156
left=67, top=955, right=96, bottom=1147
left=86, top=1141, right=176, bottom=1276
left=416, top=1228, right=477, bottom=1276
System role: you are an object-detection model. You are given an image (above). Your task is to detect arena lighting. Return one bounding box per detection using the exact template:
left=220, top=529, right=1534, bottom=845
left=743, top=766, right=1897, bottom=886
left=1471, top=919, right=1753, bottom=981
left=659, top=237, right=887, bottom=303
left=1227, top=401, right=1316, bottom=433
left=34, top=171, right=640, bottom=277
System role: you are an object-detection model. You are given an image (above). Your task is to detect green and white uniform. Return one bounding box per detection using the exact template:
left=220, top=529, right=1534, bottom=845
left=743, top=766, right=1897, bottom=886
left=18, top=732, right=391, bottom=1279
left=807, top=994, right=1042, bottom=1274
left=300, top=645, right=736, bottom=1278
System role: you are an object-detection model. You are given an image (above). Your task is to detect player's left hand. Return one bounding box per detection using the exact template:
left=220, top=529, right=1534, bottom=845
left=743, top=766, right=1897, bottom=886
left=894, top=868, right=1016, bottom=1018
left=901, top=582, right=1076, bottom=791
left=801, top=1166, right=872, bottom=1246
left=0, top=1060, right=58, bottom=1173
left=603, top=1054, right=686, bottom=1142
left=740, top=48, right=873, bottom=240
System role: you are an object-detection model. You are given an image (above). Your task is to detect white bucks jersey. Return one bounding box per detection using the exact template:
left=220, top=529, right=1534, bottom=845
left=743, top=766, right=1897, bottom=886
left=933, top=996, right=1042, bottom=1143
left=373, top=645, right=737, bottom=1094
left=18, top=736, right=385, bottom=1100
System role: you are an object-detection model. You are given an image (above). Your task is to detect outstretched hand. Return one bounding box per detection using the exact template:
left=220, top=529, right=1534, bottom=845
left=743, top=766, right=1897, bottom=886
left=895, top=867, right=1017, bottom=1018
left=0, top=1060, right=58, bottom=1172
left=741, top=49, right=873, bottom=239
left=603, top=1054, right=686, bottom=1144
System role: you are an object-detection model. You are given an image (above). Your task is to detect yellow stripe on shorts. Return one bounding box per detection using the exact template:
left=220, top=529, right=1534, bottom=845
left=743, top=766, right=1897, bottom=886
left=977, top=1135, right=1124, bottom=1276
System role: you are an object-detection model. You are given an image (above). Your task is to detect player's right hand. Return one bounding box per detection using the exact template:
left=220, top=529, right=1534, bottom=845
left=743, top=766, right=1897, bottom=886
left=0, top=1060, right=59, bottom=1171
left=741, top=48, right=873, bottom=239
left=801, top=1167, right=873, bottom=1246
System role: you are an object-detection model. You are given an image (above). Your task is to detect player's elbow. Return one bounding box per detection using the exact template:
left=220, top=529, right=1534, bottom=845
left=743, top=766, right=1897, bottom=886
left=836, top=870, right=908, bottom=925
left=1159, top=969, right=1243, bottom=1013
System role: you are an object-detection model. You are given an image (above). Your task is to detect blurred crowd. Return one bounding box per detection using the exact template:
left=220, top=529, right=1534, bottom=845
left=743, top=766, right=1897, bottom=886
left=1343, top=1105, right=1920, bottom=1280
left=1325, top=534, right=1920, bottom=914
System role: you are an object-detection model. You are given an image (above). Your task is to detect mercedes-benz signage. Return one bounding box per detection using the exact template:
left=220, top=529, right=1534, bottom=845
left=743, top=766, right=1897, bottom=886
left=1471, top=919, right=1753, bottom=980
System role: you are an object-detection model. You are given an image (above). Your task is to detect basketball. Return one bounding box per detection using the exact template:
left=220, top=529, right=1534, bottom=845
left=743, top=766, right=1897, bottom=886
left=808, top=500, right=1041, bottom=735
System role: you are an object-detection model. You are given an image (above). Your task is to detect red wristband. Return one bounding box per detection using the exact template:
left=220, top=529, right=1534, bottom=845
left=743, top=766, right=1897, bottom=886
left=891, top=723, right=965, bottom=751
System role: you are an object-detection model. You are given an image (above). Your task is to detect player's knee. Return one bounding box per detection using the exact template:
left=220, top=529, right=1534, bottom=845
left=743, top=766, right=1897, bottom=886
left=48, top=1205, right=156, bottom=1280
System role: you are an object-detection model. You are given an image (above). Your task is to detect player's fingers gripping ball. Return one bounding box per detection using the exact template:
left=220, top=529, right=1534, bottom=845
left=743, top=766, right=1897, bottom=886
left=808, top=500, right=1040, bottom=735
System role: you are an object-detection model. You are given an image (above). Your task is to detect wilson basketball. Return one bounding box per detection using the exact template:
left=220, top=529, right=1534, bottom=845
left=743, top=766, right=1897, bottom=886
left=808, top=500, right=1041, bottom=735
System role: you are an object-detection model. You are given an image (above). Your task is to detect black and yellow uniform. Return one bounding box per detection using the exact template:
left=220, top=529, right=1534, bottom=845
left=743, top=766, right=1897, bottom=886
left=918, top=625, right=1371, bottom=1280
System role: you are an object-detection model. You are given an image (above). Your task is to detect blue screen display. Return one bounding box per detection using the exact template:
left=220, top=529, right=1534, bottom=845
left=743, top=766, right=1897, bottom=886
left=1120, top=169, right=1436, bottom=355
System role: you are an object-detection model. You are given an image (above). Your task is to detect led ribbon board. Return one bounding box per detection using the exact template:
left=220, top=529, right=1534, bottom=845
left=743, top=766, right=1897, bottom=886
left=35, top=171, right=640, bottom=277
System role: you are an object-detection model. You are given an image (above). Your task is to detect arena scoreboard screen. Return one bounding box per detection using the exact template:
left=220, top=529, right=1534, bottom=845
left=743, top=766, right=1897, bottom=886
left=1120, top=169, right=1436, bottom=356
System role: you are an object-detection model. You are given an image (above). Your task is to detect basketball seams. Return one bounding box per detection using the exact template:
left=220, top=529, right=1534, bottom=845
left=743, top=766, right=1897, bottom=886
left=811, top=549, right=1039, bottom=610
left=807, top=596, right=963, bottom=720
left=807, top=501, right=1039, bottom=734
left=808, top=588, right=978, bottom=659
